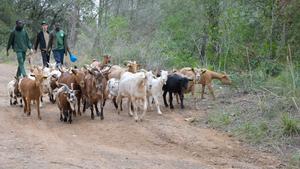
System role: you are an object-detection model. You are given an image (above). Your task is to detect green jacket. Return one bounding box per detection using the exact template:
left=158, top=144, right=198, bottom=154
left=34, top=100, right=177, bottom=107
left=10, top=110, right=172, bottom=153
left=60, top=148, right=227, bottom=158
left=7, top=29, right=32, bottom=52
left=47, top=30, right=70, bottom=54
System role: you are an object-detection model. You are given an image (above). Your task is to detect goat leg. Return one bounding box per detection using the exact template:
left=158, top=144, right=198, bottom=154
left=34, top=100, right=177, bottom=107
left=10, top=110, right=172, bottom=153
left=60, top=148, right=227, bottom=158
left=207, top=84, right=216, bottom=100
left=23, top=97, right=27, bottom=113
left=163, top=91, right=168, bottom=107
left=27, top=98, right=31, bottom=116
left=120, top=99, right=123, bottom=111
left=60, top=110, right=64, bottom=121
left=201, top=84, right=205, bottom=99
left=175, top=93, right=180, bottom=105
left=90, top=104, right=95, bottom=120
left=37, top=99, right=41, bottom=120
left=100, top=100, right=104, bottom=120
left=77, top=97, right=81, bottom=116
left=127, top=97, right=133, bottom=117
left=69, top=110, right=72, bottom=124
left=112, top=97, right=118, bottom=109
left=154, top=95, right=162, bottom=114
left=95, top=103, right=100, bottom=117
left=169, top=92, right=174, bottom=109
left=20, top=98, right=23, bottom=107
left=131, top=98, right=138, bottom=122
left=140, top=97, right=148, bottom=122
left=179, top=92, right=184, bottom=109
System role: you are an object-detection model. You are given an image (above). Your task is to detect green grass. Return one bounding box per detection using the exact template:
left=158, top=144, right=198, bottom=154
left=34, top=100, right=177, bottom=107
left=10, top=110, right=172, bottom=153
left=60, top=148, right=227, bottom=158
left=281, top=113, right=300, bottom=136
left=288, top=152, right=300, bottom=169
left=235, top=121, right=269, bottom=144
left=208, top=112, right=232, bottom=128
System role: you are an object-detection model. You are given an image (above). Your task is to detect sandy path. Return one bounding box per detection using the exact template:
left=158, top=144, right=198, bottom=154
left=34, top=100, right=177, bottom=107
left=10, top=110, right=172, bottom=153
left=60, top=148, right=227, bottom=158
left=0, top=63, right=280, bottom=169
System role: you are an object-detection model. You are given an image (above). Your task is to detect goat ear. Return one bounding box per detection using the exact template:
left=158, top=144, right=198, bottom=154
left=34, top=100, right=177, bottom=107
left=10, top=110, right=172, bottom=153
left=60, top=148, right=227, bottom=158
left=88, top=69, right=95, bottom=76
left=71, top=69, right=77, bottom=75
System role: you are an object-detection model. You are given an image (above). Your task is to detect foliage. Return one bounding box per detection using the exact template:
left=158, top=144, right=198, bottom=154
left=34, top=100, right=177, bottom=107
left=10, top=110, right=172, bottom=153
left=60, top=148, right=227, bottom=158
left=281, top=113, right=300, bottom=136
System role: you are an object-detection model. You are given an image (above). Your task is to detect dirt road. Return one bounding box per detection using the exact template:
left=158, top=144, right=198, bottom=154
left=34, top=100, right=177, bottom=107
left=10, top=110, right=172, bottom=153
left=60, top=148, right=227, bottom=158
left=0, top=63, right=281, bottom=169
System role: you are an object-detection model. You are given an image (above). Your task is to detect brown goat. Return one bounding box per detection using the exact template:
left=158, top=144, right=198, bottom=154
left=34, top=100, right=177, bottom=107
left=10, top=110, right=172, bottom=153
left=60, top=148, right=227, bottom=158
left=91, top=55, right=112, bottom=69
left=200, top=69, right=231, bottom=100
left=57, top=69, right=86, bottom=116
left=19, top=68, right=47, bottom=120
left=85, top=68, right=110, bottom=120
left=56, top=84, right=78, bottom=123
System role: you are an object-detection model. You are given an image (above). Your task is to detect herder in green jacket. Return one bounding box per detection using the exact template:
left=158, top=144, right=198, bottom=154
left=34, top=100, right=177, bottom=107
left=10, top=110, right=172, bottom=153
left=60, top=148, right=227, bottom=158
left=7, top=20, right=33, bottom=78
left=47, top=22, right=70, bottom=68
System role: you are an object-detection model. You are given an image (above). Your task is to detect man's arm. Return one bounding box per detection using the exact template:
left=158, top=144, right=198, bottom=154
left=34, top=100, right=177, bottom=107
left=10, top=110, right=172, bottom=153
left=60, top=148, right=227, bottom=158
left=25, top=31, right=32, bottom=49
left=47, top=32, right=53, bottom=52
left=6, top=31, right=14, bottom=51
left=64, top=33, right=70, bottom=55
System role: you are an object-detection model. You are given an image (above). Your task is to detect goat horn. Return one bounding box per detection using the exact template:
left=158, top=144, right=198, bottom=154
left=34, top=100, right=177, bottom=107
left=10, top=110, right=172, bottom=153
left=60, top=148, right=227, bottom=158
left=57, top=83, right=70, bottom=91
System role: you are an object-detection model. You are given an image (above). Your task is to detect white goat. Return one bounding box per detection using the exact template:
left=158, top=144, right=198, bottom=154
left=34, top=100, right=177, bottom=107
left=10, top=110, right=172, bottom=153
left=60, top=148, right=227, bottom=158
left=116, top=72, right=148, bottom=122
left=146, top=70, right=168, bottom=114
left=7, top=78, right=22, bottom=106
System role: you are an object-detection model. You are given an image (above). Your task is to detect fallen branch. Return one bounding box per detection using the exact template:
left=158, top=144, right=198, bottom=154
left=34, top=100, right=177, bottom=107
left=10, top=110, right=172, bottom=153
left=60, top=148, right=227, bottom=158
left=259, top=86, right=280, bottom=98
left=292, top=97, right=300, bottom=114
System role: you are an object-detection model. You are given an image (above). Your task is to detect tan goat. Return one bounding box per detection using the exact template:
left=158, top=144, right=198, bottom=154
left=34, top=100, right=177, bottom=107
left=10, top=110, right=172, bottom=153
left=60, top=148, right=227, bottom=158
left=19, top=67, right=47, bottom=120
left=200, top=69, right=231, bottom=100
left=108, top=61, right=140, bottom=79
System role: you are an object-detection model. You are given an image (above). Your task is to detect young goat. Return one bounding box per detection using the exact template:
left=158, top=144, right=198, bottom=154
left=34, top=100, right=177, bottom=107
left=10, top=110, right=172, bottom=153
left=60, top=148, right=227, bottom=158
left=199, top=69, right=231, bottom=100
left=145, top=70, right=168, bottom=114
left=7, top=77, right=22, bottom=106
left=55, top=83, right=78, bottom=123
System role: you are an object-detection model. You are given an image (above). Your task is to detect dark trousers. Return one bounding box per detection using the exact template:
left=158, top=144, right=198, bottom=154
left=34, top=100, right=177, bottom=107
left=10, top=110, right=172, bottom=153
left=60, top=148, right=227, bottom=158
left=53, top=49, right=65, bottom=67
left=41, top=50, right=50, bottom=67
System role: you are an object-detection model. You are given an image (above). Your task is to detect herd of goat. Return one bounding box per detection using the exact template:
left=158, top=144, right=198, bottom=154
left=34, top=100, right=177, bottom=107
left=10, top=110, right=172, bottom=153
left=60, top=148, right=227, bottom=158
left=7, top=55, right=232, bottom=123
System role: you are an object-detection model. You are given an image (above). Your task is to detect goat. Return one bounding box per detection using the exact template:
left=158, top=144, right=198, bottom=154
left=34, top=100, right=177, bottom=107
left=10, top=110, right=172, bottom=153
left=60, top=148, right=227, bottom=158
left=19, top=68, right=47, bottom=120
left=55, top=83, right=78, bottom=123
left=163, top=73, right=192, bottom=109
left=84, top=68, right=110, bottom=120
left=7, top=77, right=22, bottom=106
left=107, top=78, right=120, bottom=110
left=146, top=70, right=168, bottom=114
left=116, top=72, right=147, bottom=122
left=90, top=55, right=111, bottom=70
left=174, top=67, right=201, bottom=103
left=199, top=69, right=231, bottom=100
left=57, top=68, right=85, bottom=116
left=108, top=60, right=140, bottom=79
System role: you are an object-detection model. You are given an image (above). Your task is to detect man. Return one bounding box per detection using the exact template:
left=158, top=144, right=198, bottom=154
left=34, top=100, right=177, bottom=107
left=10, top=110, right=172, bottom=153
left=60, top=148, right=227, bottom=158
left=47, top=22, right=70, bottom=68
left=34, top=20, right=50, bottom=67
left=7, top=20, right=33, bottom=78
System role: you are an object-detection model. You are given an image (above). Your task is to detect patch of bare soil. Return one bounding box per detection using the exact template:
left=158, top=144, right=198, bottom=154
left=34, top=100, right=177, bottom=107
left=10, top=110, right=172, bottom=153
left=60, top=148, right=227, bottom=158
left=0, top=63, right=281, bottom=169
